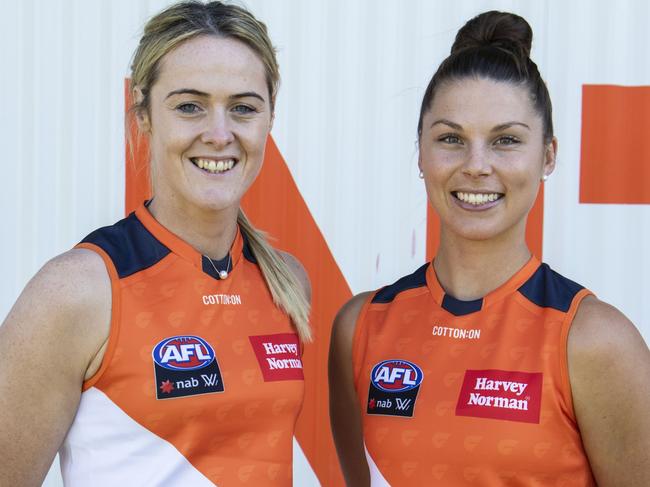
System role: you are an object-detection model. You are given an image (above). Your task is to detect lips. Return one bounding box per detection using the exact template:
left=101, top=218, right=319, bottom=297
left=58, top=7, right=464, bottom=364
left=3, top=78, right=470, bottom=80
left=190, top=157, right=237, bottom=174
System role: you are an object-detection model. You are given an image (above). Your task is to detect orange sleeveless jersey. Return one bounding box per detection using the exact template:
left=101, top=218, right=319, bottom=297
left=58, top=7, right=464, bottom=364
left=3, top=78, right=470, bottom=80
left=352, top=258, right=596, bottom=486
left=59, top=204, right=304, bottom=486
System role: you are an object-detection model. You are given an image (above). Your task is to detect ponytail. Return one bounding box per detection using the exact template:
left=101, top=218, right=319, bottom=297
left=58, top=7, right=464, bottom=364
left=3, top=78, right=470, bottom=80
left=237, top=209, right=312, bottom=342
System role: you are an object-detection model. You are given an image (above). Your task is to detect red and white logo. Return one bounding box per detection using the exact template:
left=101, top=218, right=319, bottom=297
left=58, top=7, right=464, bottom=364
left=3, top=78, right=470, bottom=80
left=249, top=333, right=304, bottom=381
left=455, top=369, right=543, bottom=424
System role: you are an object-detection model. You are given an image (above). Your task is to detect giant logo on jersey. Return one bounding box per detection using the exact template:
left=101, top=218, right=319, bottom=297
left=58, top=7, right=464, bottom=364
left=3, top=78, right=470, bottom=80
left=152, top=335, right=225, bottom=400
left=367, top=359, right=424, bottom=418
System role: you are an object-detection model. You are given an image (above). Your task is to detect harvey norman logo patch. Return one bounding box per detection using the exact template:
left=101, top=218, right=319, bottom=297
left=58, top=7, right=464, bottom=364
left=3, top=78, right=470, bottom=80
left=249, top=333, right=304, bottom=381
left=455, top=369, right=543, bottom=424
left=367, top=359, right=423, bottom=418
left=152, top=335, right=224, bottom=400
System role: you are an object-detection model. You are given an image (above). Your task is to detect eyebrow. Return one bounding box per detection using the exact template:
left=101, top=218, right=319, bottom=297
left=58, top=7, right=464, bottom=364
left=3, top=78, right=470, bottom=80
left=430, top=119, right=462, bottom=130
left=165, top=88, right=266, bottom=103
left=492, top=122, right=530, bottom=132
left=430, top=119, right=530, bottom=131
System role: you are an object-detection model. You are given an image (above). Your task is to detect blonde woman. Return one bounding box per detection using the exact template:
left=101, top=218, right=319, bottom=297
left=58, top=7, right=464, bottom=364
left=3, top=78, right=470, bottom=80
left=0, top=2, right=310, bottom=485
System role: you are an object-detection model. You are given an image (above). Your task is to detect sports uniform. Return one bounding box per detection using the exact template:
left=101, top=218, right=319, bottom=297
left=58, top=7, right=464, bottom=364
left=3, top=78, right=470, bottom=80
left=353, top=257, right=596, bottom=486
left=59, top=204, right=304, bottom=486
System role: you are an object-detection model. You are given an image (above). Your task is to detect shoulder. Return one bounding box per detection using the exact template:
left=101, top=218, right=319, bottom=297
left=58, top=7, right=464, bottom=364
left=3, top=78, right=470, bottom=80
left=567, top=296, right=650, bottom=483
left=27, top=248, right=110, bottom=315
left=2, top=248, right=112, bottom=374
left=568, top=294, right=648, bottom=388
left=331, top=291, right=375, bottom=349
left=569, top=295, right=646, bottom=360
left=278, top=250, right=311, bottom=303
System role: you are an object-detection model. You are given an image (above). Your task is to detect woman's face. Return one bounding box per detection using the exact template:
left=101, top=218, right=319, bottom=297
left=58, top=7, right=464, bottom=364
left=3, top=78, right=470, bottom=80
left=418, top=77, right=556, bottom=243
left=141, top=35, right=272, bottom=214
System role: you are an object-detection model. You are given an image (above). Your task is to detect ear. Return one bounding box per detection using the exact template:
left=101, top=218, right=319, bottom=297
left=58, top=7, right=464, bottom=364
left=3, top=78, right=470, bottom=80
left=542, top=137, right=558, bottom=179
left=133, top=86, right=151, bottom=133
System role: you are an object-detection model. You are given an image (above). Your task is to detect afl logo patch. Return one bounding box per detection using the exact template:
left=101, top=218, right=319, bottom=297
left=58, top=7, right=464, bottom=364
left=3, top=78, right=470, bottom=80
left=152, top=335, right=215, bottom=371
left=371, top=360, right=423, bottom=392
left=367, top=359, right=424, bottom=418
left=152, top=335, right=224, bottom=400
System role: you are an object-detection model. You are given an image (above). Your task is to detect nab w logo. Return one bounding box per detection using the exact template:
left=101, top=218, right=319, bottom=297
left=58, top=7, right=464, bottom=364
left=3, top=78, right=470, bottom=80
left=367, top=359, right=424, bottom=418
left=395, top=398, right=412, bottom=411
left=153, top=335, right=215, bottom=371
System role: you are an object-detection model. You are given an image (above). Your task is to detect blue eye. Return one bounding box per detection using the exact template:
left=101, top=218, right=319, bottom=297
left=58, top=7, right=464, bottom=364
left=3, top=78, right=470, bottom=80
left=176, top=103, right=202, bottom=114
left=232, top=104, right=256, bottom=115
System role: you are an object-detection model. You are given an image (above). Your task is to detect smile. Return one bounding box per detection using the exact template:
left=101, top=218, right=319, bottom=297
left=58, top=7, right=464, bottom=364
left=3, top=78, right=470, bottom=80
left=452, top=191, right=504, bottom=206
left=190, top=158, right=237, bottom=174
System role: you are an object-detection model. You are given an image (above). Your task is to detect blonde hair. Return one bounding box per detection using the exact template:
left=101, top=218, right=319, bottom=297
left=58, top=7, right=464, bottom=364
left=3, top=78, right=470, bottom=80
left=130, top=1, right=311, bottom=341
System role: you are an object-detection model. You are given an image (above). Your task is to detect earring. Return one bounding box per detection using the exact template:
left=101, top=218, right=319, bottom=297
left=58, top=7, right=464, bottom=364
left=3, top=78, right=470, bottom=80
left=541, top=174, right=548, bottom=182
left=419, top=171, right=424, bottom=179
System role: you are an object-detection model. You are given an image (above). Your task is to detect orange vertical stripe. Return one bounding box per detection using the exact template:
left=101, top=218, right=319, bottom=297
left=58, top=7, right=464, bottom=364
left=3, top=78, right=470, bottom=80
left=241, top=138, right=348, bottom=486
left=425, top=205, right=440, bottom=262
left=125, top=79, right=151, bottom=215
left=580, top=84, right=650, bottom=204
left=526, top=188, right=544, bottom=260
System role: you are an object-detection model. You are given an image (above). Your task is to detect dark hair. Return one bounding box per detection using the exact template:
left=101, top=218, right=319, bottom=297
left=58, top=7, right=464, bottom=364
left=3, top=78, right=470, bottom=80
left=417, top=11, right=553, bottom=143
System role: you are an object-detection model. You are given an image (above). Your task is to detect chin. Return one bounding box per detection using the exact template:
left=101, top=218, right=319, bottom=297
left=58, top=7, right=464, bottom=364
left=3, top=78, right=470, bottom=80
left=188, top=191, right=241, bottom=213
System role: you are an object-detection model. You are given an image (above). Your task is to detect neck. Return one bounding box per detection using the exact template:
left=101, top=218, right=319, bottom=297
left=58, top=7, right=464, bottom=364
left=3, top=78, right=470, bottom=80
left=433, top=224, right=531, bottom=301
left=148, top=197, right=239, bottom=260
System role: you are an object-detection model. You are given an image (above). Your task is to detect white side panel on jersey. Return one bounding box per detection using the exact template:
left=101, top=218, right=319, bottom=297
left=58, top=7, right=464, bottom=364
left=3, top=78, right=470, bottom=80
left=59, top=387, right=214, bottom=487
left=365, top=444, right=392, bottom=487
left=293, top=438, right=321, bottom=486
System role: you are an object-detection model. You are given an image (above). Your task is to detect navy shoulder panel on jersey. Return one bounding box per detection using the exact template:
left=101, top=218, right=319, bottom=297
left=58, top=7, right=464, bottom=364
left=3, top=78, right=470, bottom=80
left=241, top=231, right=258, bottom=264
left=518, top=263, right=584, bottom=313
left=80, top=212, right=170, bottom=279
left=372, top=263, right=429, bottom=304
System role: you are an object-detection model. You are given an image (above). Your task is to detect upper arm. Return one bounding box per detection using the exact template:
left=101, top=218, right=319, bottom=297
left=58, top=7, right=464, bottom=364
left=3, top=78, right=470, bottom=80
left=279, top=251, right=312, bottom=304
left=329, top=292, right=374, bottom=487
left=568, top=295, right=650, bottom=487
left=0, top=249, right=111, bottom=486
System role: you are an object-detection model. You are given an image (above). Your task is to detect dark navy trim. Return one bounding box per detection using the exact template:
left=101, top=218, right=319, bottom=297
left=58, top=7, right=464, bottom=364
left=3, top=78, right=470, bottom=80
left=371, top=263, right=429, bottom=304
left=80, top=212, right=170, bottom=279
left=202, top=254, right=232, bottom=280
left=441, top=295, right=483, bottom=316
left=518, top=263, right=584, bottom=313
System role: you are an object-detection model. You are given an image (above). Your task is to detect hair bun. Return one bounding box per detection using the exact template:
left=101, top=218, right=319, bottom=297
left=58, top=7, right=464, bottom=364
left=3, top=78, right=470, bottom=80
left=451, top=11, right=533, bottom=59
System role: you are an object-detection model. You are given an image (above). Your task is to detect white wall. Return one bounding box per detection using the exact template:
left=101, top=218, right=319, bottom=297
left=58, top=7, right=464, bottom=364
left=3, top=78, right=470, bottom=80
left=1, top=1, right=648, bottom=485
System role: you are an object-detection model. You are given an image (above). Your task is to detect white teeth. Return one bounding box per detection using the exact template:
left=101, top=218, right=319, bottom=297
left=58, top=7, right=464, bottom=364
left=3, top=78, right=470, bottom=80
left=455, top=192, right=501, bottom=205
left=193, top=158, right=236, bottom=174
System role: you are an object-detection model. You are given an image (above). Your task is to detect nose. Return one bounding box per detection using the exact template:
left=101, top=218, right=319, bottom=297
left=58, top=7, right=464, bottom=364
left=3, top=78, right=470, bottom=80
left=462, top=144, right=492, bottom=178
left=200, top=110, right=235, bottom=147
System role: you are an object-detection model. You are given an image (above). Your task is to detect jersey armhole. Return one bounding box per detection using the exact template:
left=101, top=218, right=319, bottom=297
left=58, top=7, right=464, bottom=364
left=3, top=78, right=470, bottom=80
left=351, top=293, right=375, bottom=390
left=559, top=287, right=594, bottom=424
left=75, top=242, right=121, bottom=392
